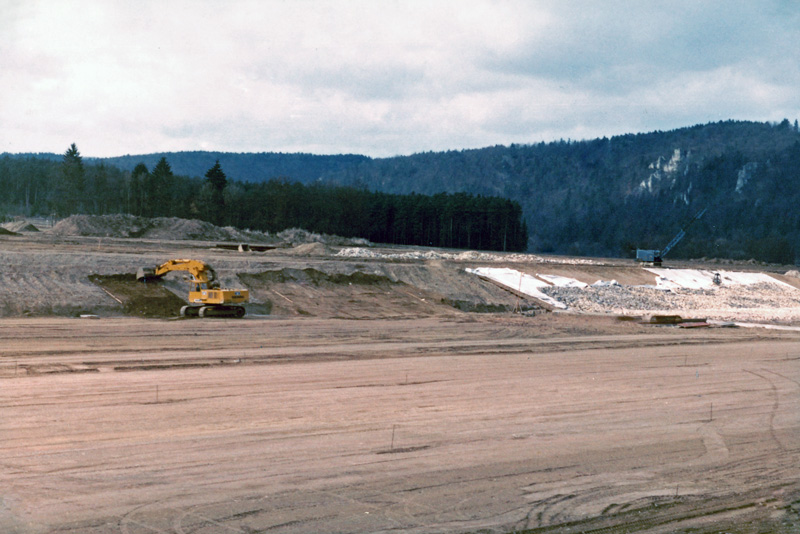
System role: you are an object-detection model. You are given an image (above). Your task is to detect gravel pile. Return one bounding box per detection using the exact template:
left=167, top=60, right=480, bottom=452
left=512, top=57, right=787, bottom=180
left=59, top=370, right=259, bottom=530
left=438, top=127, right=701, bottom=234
left=2, top=220, right=39, bottom=232
left=336, top=247, right=602, bottom=264
left=276, top=228, right=369, bottom=247
left=541, top=281, right=800, bottom=318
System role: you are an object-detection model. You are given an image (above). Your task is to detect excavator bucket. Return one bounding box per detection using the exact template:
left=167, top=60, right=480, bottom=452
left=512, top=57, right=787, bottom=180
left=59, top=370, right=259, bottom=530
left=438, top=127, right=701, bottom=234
left=136, top=267, right=159, bottom=282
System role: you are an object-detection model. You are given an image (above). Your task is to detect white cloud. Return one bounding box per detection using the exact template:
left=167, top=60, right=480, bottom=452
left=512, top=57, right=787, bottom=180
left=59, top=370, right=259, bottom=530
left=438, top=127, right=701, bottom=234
left=1, top=0, right=799, bottom=157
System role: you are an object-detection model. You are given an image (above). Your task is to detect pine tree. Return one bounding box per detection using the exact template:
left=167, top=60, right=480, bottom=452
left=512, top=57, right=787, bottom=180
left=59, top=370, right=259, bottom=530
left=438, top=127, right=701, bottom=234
left=130, top=163, right=149, bottom=216
left=150, top=157, right=174, bottom=217
left=58, top=143, right=85, bottom=215
left=204, top=160, right=227, bottom=225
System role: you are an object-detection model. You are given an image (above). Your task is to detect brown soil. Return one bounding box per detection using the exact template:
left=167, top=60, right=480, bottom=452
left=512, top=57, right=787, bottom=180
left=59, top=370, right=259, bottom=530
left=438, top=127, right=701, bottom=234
left=282, top=242, right=333, bottom=255
left=240, top=268, right=462, bottom=318
left=88, top=273, right=186, bottom=318
left=0, top=220, right=798, bottom=534
left=0, top=316, right=797, bottom=534
left=532, top=263, right=660, bottom=285
left=50, top=214, right=273, bottom=242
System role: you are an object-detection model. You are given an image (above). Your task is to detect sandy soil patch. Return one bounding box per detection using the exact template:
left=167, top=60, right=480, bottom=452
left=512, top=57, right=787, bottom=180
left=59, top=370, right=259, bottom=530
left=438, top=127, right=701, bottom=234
left=0, top=316, right=797, bottom=534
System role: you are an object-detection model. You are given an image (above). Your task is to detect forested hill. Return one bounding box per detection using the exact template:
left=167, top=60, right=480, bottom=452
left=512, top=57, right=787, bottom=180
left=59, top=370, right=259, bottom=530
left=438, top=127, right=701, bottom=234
left=329, top=119, right=800, bottom=262
left=127, top=120, right=800, bottom=263
left=98, top=151, right=370, bottom=185
left=5, top=119, right=800, bottom=262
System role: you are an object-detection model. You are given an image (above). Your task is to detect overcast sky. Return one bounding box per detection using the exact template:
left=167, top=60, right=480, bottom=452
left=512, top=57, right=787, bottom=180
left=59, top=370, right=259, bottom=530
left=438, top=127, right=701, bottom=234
left=2, top=0, right=799, bottom=158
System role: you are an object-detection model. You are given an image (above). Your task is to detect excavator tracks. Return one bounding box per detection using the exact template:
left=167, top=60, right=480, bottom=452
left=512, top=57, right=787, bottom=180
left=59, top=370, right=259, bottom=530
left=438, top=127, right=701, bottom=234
left=180, top=305, right=246, bottom=318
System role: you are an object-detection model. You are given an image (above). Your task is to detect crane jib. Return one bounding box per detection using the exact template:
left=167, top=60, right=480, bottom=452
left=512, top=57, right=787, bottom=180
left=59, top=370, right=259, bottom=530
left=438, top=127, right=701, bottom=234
left=636, top=207, right=707, bottom=265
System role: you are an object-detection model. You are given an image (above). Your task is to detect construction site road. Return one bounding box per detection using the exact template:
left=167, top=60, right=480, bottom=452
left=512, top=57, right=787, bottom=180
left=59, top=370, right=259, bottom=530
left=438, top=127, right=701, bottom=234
left=1, top=315, right=798, bottom=534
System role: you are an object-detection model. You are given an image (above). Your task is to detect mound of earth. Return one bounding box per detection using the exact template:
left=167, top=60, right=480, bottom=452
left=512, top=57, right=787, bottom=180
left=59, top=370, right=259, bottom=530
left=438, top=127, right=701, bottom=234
left=240, top=268, right=458, bottom=319
left=277, top=227, right=370, bottom=247
left=2, top=221, right=39, bottom=232
left=48, top=215, right=372, bottom=247
left=283, top=242, right=332, bottom=256
left=0, top=227, right=16, bottom=235
left=88, top=273, right=186, bottom=318
left=50, top=214, right=277, bottom=242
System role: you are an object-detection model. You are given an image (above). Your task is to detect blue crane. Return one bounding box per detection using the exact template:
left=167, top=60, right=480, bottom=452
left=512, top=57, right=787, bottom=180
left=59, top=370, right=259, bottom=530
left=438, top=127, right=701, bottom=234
left=636, top=207, right=707, bottom=266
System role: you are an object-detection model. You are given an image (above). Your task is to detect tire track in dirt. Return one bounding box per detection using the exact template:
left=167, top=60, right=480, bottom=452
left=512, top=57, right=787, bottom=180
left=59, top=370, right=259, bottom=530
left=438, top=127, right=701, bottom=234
left=173, top=505, right=249, bottom=534
left=512, top=359, right=798, bottom=533
left=743, top=369, right=786, bottom=452
left=5, top=319, right=798, bottom=534
left=696, top=424, right=730, bottom=464
left=120, top=502, right=174, bottom=534
left=762, top=368, right=800, bottom=387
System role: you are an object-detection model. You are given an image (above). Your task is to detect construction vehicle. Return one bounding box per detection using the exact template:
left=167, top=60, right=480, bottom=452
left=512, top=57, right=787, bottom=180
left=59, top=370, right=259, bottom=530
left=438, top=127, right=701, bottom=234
left=636, top=207, right=707, bottom=266
left=136, top=259, right=249, bottom=318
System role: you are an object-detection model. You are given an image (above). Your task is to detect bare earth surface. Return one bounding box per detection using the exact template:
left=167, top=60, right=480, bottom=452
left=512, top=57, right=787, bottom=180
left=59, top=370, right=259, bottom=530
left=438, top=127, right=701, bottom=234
left=0, top=222, right=799, bottom=533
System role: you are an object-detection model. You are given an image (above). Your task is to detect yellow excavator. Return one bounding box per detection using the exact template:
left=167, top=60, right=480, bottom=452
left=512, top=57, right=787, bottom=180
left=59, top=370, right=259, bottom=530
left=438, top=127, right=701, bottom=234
left=136, top=259, right=249, bottom=318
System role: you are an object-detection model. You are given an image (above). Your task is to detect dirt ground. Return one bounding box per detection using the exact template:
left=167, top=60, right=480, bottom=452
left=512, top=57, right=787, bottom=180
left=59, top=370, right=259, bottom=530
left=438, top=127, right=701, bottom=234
left=0, top=316, right=798, bottom=534
left=0, top=223, right=799, bottom=533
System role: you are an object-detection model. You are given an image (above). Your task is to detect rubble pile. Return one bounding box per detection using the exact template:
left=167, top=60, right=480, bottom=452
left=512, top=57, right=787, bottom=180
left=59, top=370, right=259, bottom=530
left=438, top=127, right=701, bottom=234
left=468, top=266, right=800, bottom=323
left=542, top=282, right=800, bottom=315
left=336, top=247, right=602, bottom=264
left=276, top=228, right=369, bottom=247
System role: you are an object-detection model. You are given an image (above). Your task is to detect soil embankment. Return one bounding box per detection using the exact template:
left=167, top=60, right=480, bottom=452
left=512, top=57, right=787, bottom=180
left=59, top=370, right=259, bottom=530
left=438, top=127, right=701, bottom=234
left=240, top=268, right=456, bottom=318
left=88, top=274, right=186, bottom=318
left=2, top=215, right=800, bottom=324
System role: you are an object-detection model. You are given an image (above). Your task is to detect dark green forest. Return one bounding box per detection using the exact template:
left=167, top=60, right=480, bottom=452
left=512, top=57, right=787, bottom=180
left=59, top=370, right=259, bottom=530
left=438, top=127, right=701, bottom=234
left=326, top=120, right=800, bottom=264
left=4, top=119, right=800, bottom=262
left=0, top=145, right=528, bottom=252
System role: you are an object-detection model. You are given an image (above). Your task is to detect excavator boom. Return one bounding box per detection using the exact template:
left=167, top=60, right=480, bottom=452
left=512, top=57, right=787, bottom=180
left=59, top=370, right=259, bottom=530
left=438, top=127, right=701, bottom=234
left=136, top=259, right=216, bottom=285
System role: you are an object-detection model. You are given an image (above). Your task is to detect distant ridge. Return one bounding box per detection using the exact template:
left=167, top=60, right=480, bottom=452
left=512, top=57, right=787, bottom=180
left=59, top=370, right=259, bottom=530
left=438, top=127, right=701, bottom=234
left=98, top=151, right=371, bottom=184
left=4, top=119, right=800, bottom=262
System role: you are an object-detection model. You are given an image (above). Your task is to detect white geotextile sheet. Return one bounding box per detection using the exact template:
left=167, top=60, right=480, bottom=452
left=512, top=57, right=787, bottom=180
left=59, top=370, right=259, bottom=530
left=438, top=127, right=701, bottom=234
left=645, top=268, right=795, bottom=290
left=465, top=267, right=567, bottom=309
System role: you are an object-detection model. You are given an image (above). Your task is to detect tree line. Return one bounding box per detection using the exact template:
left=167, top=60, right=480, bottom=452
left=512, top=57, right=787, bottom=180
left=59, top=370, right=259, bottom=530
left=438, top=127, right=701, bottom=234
left=233, top=180, right=527, bottom=251
left=5, top=119, right=800, bottom=263
left=0, top=144, right=528, bottom=252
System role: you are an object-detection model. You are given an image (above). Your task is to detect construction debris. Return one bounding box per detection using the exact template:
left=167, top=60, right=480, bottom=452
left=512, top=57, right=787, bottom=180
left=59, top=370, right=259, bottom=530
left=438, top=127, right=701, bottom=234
left=466, top=267, right=800, bottom=323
